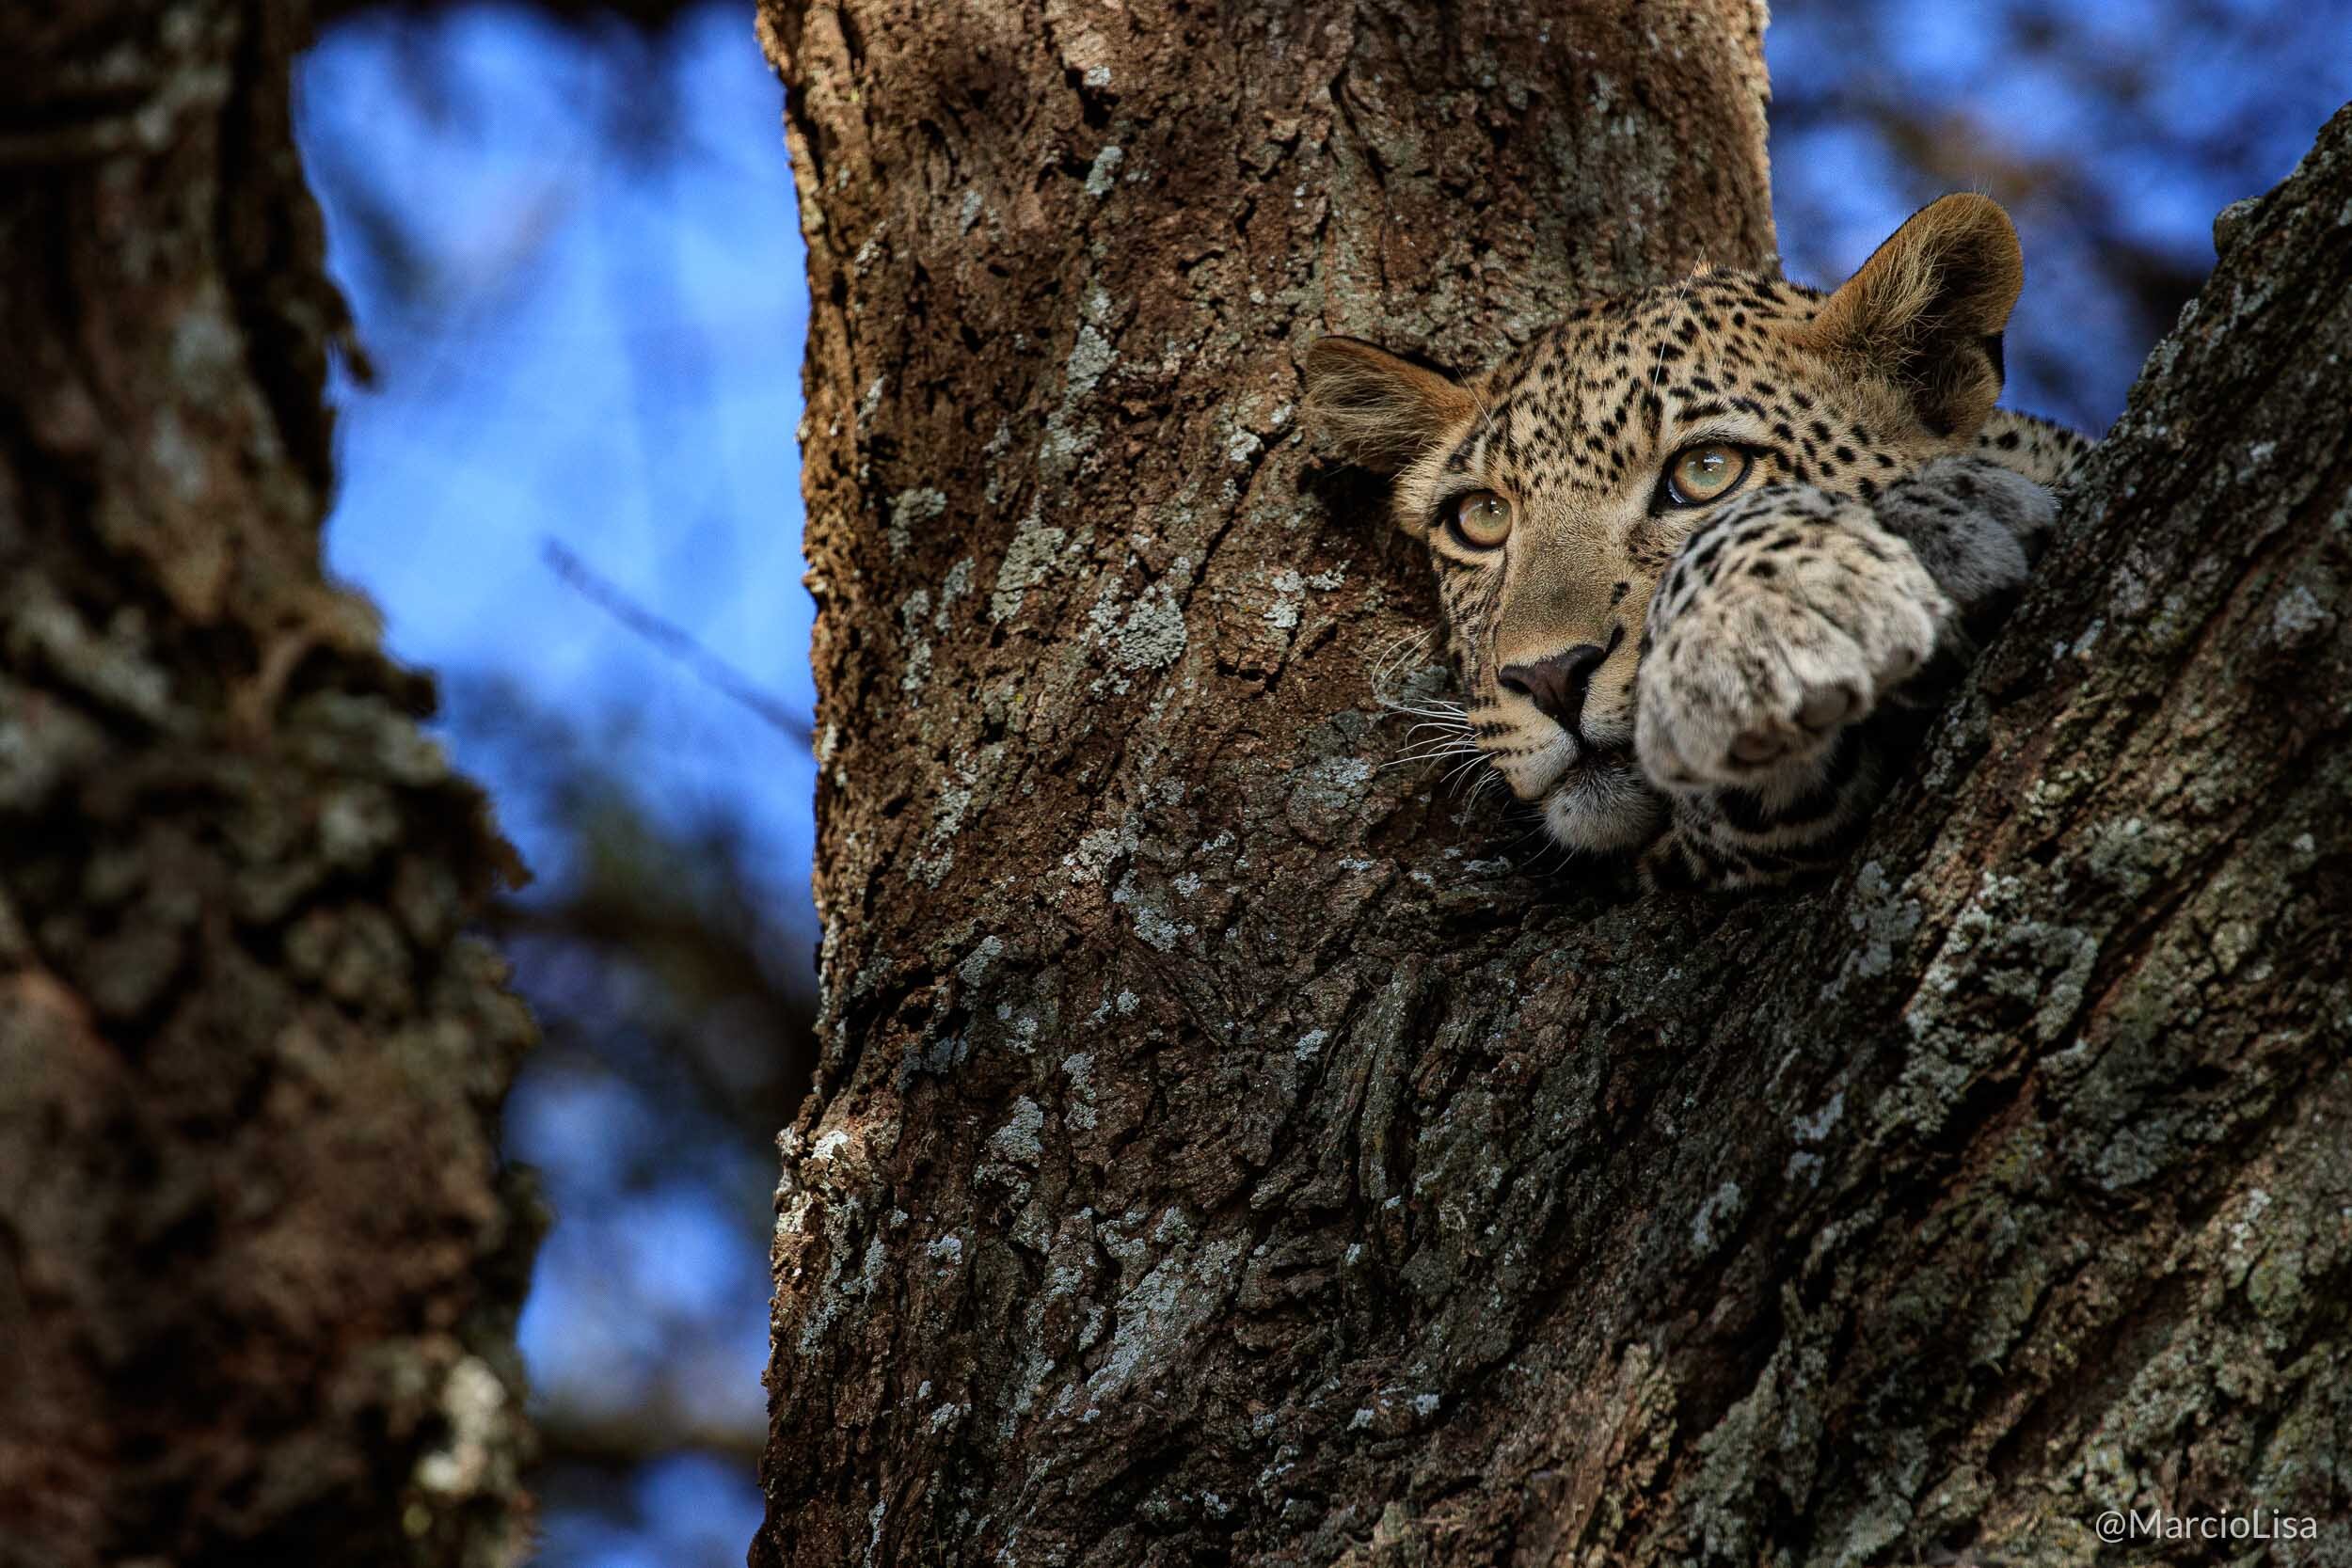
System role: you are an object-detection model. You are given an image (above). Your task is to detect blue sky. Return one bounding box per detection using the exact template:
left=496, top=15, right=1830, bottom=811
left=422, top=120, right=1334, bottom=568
left=305, top=3, right=815, bottom=888
left=303, top=9, right=806, bottom=1561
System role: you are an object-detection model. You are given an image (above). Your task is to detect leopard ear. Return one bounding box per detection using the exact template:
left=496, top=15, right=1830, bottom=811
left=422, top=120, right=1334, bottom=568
left=1804, top=194, right=2023, bottom=437
left=1303, top=336, right=1477, bottom=476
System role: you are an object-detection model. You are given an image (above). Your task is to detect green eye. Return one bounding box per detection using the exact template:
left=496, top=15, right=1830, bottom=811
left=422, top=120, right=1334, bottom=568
left=1663, top=443, right=1753, bottom=506
left=1449, top=489, right=1514, bottom=548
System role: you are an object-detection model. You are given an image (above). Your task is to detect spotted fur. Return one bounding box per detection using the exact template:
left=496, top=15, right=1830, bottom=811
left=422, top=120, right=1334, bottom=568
left=1305, top=195, right=2094, bottom=892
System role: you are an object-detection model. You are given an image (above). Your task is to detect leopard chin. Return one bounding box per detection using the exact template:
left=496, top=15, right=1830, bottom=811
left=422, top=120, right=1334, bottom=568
left=1540, top=754, right=1665, bottom=855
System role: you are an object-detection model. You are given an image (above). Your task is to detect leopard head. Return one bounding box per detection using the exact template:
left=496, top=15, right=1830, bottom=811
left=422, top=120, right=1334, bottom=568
left=1304, top=194, right=2024, bottom=858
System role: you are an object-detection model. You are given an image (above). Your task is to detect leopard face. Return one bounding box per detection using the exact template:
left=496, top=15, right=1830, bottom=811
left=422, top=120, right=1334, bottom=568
left=1306, top=195, right=2029, bottom=862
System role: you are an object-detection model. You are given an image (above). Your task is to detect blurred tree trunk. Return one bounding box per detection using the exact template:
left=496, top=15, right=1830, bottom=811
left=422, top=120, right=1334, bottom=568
left=756, top=0, right=2349, bottom=1558
left=0, top=6, right=536, bottom=1565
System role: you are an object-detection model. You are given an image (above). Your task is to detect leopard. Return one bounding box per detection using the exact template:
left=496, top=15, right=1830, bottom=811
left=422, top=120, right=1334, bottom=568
left=1303, top=194, right=2094, bottom=892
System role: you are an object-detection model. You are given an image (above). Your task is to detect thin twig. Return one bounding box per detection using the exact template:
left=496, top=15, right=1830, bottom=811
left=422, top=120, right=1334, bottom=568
left=541, top=539, right=814, bottom=750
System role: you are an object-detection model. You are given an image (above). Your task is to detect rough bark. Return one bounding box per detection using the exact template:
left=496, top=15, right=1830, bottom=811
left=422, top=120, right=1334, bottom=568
left=0, top=6, right=536, bottom=1564
left=757, top=2, right=2350, bottom=1560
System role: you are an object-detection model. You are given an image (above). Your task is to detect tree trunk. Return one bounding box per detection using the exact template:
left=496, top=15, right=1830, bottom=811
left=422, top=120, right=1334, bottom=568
left=759, top=0, right=2351, bottom=1560
left=0, top=6, right=536, bottom=1564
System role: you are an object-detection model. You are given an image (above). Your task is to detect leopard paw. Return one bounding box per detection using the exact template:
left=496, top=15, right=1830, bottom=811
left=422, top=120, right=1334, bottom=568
left=1635, top=486, right=1952, bottom=790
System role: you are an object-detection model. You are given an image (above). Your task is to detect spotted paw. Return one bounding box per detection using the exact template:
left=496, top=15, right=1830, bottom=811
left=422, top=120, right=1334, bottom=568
left=1635, top=485, right=1952, bottom=791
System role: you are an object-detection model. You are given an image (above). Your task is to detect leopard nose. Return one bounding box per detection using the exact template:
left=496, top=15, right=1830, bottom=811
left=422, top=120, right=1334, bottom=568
left=1498, top=642, right=1608, bottom=731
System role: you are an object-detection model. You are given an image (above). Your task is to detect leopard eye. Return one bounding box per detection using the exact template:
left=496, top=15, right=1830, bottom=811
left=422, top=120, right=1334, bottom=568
left=1662, top=443, right=1753, bottom=507
left=1448, top=489, right=1514, bottom=548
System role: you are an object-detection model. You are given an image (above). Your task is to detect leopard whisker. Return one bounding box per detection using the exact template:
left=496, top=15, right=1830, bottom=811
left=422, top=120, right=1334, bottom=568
left=1379, top=701, right=1470, bottom=725
left=1440, top=752, right=1499, bottom=796
left=1369, top=628, right=1442, bottom=706
left=1380, top=749, right=1481, bottom=776
left=1388, top=746, right=1484, bottom=773
left=1368, top=626, right=1433, bottom=672
left=1461, top=363, right=1503, bottom=452
left=1401, top=717, right=1472, bottom=741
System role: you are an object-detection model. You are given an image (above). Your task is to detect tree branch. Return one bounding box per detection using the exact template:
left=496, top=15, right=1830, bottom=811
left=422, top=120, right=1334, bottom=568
left=543, top=540, right=814, bottom=751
